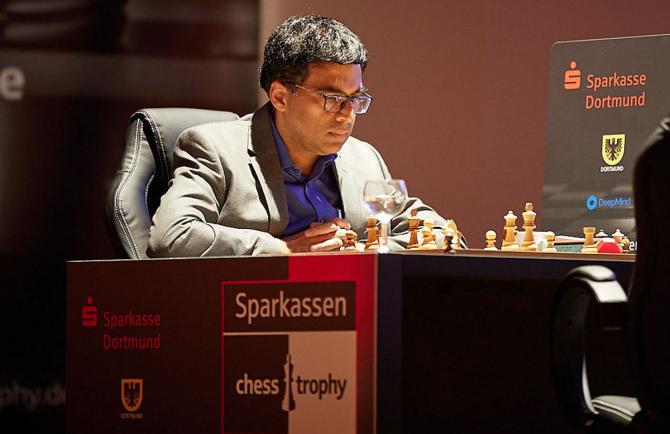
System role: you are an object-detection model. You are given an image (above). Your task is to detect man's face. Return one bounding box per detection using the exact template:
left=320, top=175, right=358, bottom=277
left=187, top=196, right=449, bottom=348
left=277, top=62, right=364, bottom=159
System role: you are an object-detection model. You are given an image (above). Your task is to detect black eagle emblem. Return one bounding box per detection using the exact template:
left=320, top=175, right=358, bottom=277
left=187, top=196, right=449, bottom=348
left=604, top=137, right=623, bottom=162
left=123, top=381, right=142, bottom=409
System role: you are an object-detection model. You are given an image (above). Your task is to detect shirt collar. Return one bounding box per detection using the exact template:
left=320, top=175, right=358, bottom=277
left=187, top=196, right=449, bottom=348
left=270, top=113, right=338, bottom=175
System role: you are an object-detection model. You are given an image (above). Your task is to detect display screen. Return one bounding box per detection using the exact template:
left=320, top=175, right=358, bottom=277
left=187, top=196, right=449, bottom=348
left=543, top=34, right=670, bottom=248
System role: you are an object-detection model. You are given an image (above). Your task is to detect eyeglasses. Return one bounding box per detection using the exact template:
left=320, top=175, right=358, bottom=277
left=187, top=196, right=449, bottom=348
left=293, top=84, right=373, bottom=115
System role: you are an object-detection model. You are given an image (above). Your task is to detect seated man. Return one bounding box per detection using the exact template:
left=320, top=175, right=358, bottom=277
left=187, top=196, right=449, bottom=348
left=148, top=15, right=458, bottom=257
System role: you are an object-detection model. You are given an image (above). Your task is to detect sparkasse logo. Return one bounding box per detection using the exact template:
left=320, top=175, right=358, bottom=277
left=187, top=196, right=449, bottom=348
left=82, top=296, right=98, bottom=327
left=564, top=60, right=581, bottom=90
left=562, top=59, right=647, bottom=110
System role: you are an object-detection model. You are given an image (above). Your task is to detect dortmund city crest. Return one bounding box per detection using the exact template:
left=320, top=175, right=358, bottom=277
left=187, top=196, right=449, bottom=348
left=121, top=378, right=143, bottom=412
left=601, top=134, right=625, bottom=166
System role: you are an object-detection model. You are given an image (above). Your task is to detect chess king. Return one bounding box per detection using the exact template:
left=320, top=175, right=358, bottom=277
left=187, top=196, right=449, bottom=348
left=520, top=203, right=538, bottom=251
left=282, top=354, right=296, bottom=412
left=148, top=15, right=462, bottom=257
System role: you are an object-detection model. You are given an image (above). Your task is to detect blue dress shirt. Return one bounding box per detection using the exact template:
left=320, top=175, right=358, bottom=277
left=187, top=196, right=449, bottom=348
left=270, top=118, right=343, bottom=237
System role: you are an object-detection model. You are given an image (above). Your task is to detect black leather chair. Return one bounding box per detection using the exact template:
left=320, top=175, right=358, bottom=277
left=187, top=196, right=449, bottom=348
left=551, top=116, right=670, bottom=433
left=106, top=108, right=239, bottom=259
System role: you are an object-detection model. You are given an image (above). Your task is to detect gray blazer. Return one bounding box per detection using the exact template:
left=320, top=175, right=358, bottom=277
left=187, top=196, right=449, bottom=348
left=147, top=103, right=448, bottom=257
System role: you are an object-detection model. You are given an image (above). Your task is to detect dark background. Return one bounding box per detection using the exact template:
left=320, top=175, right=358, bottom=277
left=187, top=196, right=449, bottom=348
left=2, top=0, right=668, bottom=431
left=0, top=1, right=258, bottom=432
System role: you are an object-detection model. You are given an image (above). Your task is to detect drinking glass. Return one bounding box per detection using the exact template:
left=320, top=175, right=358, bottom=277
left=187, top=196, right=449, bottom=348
left=363, top=179, right=408, bottom=253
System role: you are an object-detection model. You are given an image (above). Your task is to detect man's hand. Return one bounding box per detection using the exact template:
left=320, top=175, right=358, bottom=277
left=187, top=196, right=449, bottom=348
left=281, top=218, right=351, bottom=253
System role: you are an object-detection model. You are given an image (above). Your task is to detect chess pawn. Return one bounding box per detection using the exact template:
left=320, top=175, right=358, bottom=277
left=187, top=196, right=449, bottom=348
left=622, top=236, right=631, bottom=253
left=501, top=210, right=520, bottom=251
left=364, top=216, right=380, bottom=250
left=484, top=230, right=497, bottom=250
left=581, top=226, right=598, bottom=254
left=444, top=219, right=462, bottom=250
left=520, top=203, right=538, bottom=251
left=544, top=231, right=558, bottom=253
left=419, top=218, right=437, bottom=250
left=443, top=228, right=455, bottom=253
left=419, top=224, right=437, bottom=250
left=612, top=229, right=624, bottom=249
left=451, top=231, right=462, bottom=250
left=407, top=208, right=420, bottom=249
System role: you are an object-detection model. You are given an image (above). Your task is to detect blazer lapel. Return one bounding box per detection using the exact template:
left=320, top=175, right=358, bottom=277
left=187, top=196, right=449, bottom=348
left=248, top=103, right=289, bottom=236
left=334, top=152, right=367, bottom=234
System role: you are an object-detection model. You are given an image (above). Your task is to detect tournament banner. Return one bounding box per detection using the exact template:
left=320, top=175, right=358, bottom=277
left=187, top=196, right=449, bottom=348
left=543, top=34, right=670, bottom=247
left=222, top=254, right=376, bottom=434
left=66, top=254, right=377, bottom=434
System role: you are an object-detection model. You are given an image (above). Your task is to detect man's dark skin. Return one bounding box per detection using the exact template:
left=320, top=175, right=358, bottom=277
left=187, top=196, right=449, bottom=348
left=270, top=62, right=365, bottom=252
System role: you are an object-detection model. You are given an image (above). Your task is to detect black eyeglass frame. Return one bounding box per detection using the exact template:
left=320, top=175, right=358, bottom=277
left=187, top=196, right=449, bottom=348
left=292, top=84, right=373, bottom=114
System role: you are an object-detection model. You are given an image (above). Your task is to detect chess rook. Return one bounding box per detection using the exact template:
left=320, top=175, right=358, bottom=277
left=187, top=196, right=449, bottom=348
left=581, top=226, right=598, bottom=254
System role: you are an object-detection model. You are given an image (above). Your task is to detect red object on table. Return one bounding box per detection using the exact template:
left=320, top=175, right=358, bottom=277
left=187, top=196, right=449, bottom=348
left=596, top=239, right=623, bottom=254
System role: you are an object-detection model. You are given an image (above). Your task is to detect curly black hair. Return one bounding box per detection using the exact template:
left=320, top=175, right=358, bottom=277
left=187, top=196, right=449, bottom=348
left=259, top=15, right=368, bottom=93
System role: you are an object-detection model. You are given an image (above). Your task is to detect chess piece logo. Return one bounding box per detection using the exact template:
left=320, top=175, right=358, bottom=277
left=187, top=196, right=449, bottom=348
left=564, top=60, right=581, bottom=90
left=121, top=379, right=143, bottom=412
left=281, top=354, right=296, bottom=412
left=601, top=134, right=625, bottom=165
left=82, top=296, right=98, bottom=327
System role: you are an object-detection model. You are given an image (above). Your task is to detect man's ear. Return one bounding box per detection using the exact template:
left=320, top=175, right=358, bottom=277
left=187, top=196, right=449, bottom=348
left=268, top=81, right=291, bottom=112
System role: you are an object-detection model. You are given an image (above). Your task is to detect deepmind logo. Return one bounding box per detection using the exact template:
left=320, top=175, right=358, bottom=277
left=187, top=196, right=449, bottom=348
left=234, top=354, right=348, bottom=411
left=586, top=194, right=632, bottom=211
left=564, top=61, right=647, bottom=110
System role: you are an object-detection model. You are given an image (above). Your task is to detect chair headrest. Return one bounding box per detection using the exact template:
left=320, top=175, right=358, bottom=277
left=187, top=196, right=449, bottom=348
left=131, top=108, right=239, bottom=181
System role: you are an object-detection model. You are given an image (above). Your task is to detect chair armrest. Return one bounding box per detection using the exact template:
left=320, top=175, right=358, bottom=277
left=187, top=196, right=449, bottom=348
left=551, top=265, right=628, bottom=427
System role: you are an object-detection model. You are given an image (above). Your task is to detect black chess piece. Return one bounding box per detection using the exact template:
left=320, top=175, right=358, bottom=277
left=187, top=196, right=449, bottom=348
left=281, top=354, right=296, bottom=412
left=444, top=229, right=455, bottom=253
